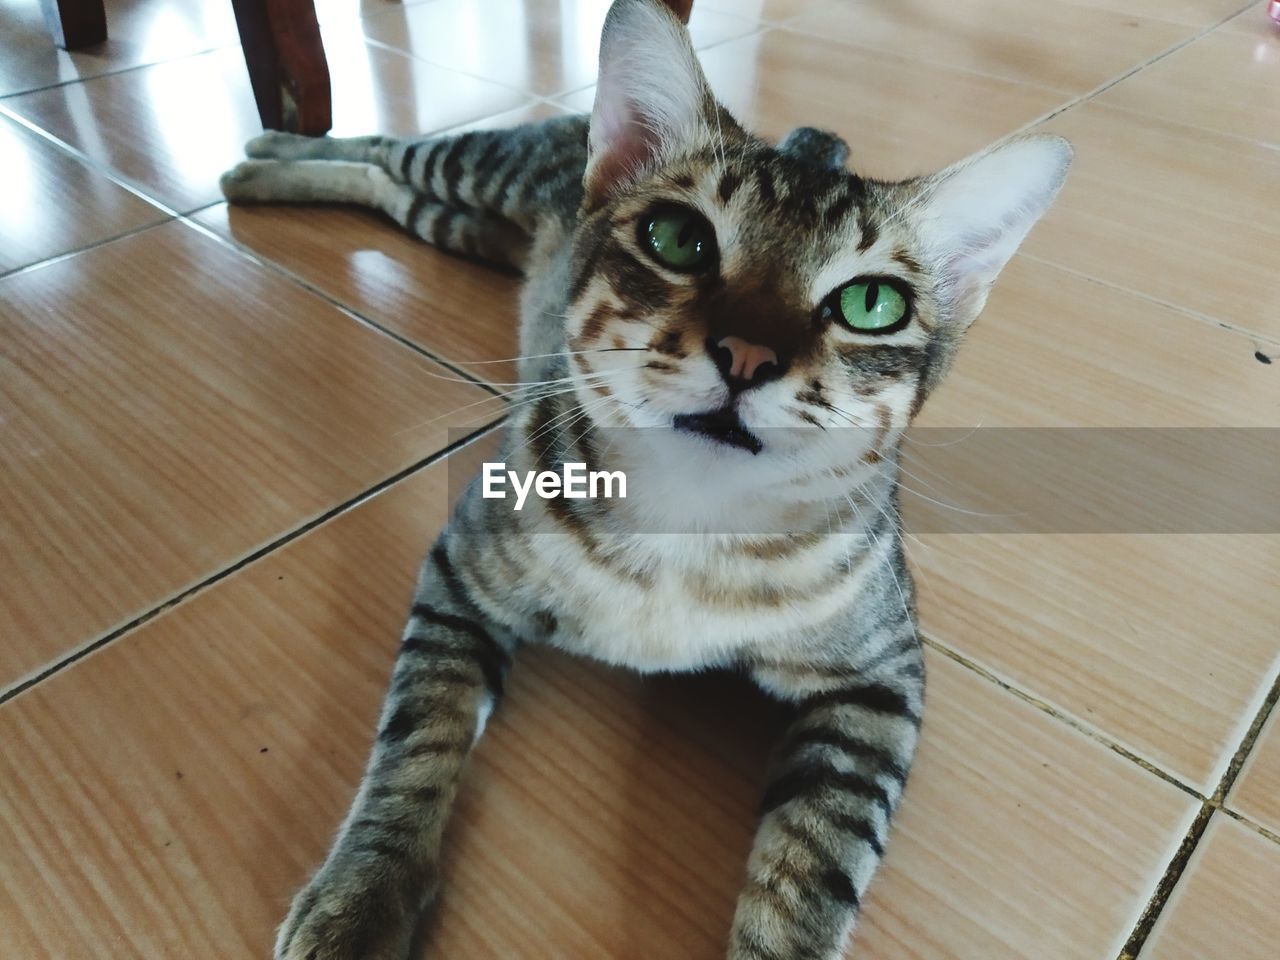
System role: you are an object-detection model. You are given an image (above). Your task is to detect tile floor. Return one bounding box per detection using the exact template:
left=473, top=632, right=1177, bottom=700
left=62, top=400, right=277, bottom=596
left=1, top=0, right=1277, bottom=958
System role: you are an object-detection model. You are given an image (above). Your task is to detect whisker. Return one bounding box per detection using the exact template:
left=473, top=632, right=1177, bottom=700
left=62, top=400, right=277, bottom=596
left=894, top=479, right=1019, bottom=519
left=445, top=346, right=649, bottom=367
left=390, top=367, right=639, bottom=437
left=843, top=492, right=919, bottom=647
left=902, top=423, right=983, bottom=448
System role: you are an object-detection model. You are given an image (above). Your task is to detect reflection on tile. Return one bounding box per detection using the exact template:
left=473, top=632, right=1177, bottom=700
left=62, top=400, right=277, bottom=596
left=311, top=0, right=436, bottom=24
left=1142, top=815, right=1280, bottom=960
left=0, top=114, right=167, bottom=272
left=562, top=29, right=1069, bottom=178
left=0, top=220, right=486, bottom=691
left=0, top=0, right=239, bottom=97
left=698, top=0, right=827, bottom=21
left=3, top=42, right=530, bottom=211
left=911, top=533, right=1280, bottom=789
left=2, top=48, right=265, bottom=212
left=0, top=459, right=1193, bottom=958
left=1096, top=6, right=1280, bottom=146
left=319, top=21, right=533, bottom=136
left=197, top=204, right=523, bottom=390
left=1028, top=102, right=1280, bottom=342
left=786, top=0, right=1190, bottom=95
left=920, top=257, right=1280, bottom=427
left=363, top=0, right=757, bottom=97
left=1230, top=707, right=1280, bottom=836
left=194, top=103, right=569, bottom=389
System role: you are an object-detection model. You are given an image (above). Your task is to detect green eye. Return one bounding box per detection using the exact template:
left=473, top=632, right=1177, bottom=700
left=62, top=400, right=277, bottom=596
left=642, top=206, right=716, bottom=271
left=838, top=280, right=909, bottom=331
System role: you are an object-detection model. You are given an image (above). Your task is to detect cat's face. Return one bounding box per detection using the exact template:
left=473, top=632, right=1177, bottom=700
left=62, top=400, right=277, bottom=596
left=565, top=0, right=1069, bottom=473
left=566, top=141, right=941, bottom=466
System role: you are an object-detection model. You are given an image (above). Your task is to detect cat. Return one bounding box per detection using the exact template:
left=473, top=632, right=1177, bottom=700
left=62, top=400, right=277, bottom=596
left=220, top=1, right=1070, bottom=957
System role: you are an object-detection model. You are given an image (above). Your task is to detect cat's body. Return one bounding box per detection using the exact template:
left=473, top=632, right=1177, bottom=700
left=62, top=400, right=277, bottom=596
left=222, top=3, right=1069, bottom=958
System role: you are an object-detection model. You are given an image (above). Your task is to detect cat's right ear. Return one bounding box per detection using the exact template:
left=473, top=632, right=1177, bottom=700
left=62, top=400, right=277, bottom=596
left=584, top=0, right=719, bottom=207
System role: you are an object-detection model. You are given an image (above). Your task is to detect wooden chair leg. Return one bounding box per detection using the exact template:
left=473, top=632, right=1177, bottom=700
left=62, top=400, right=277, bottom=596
left=662, top=0, right=694, bottom=23
left=229, top=0, right=332, bottom=136
left=41, top=0, right=107, bottom=50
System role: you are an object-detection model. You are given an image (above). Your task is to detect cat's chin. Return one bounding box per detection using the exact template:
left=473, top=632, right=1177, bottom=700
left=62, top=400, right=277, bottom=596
left=672, top=409, right=764, bottom=456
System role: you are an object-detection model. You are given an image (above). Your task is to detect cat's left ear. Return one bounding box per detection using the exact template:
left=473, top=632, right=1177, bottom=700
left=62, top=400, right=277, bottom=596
left=584, top=0, right=722, bottom=207
left=909, top=134, right=1073, bottom=324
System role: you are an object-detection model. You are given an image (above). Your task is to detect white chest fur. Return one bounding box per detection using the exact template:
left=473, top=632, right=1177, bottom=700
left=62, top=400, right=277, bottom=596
left=513, top=529, right=884, bottom=672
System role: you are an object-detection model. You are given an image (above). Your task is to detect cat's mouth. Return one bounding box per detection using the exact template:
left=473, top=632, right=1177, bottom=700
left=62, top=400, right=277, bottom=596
left=672, top=408, right=763, bottom=455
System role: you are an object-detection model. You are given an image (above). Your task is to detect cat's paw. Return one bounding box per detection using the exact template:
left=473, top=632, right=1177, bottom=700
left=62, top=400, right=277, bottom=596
left=219, top=160, right=280, bottom=203
left=274, top=872, right=411, bottom=960
left=246, top=130, right=317, bottom=161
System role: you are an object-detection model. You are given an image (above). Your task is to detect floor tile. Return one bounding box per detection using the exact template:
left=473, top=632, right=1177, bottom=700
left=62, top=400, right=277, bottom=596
left=362, top=0, right=757, bottom=98
left=919, top=256, right=1280, bottom=428
left=1141, top=814, right=1280, bottom=960
left=559, top=28, right=1070, bottom=179
left=854, top=654, right=1193, bottom=960
left=0, top=113, right=167, bottom=273
left=2, top=39, right=529, bottom=212
left=1027, top=102, right=1280, bottom=343
left=1214, top=0, right=1278, bottom=31
left=904, top=258, right=1280, bottom=790
left=193, top=102, right=570, bottom=389
left=1230, top=705, right=1280, bottom=836
left=1079, top=0, right=1258, bottom=26
left=0, top=0, right=239, bottom=98
left=0, top=220, right=487, bottom=693
left=196, top=202, right=524, bottom=390
left=1095, top=4, right=1280, bottom=147
left=0, top=455, right=1194, bottom=959
left=911, top=533, right=1280, bottom=790
left=785, top=0, right=1191, bottom=95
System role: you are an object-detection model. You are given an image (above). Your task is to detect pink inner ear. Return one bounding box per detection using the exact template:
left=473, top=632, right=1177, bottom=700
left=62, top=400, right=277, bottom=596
left=588, top=90, right=662, bottom=198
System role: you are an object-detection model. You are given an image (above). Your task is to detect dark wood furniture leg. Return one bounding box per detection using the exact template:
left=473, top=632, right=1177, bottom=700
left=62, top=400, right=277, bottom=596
left=663, top=0, right=694, bottom=22
left=41, top=0, right=107, bottom=50
left=229, top=0, right=332, bottom=136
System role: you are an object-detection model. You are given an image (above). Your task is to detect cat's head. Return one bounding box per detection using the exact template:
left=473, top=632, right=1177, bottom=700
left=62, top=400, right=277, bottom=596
left=566, top=0, right=1070, bottom=473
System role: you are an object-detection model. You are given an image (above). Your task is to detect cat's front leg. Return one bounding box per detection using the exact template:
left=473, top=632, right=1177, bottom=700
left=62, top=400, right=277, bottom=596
left=276, top=539, right=514, bottom=960
left=730, top=651, right=924, bottom=959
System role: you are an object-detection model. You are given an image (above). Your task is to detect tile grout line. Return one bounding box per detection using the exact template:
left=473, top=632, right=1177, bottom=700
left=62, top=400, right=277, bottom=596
left=0, top=43, right=236, bottom=104
left=361, top=19, right=770, bottom=107
left=773, top=20, right=1079, bottom=102
left=1020, top=253, right=1280, bottom=350
left=1218, top=805, right=1280, bottom=847
left=0, top=201, right=514, bottom=408
left=0, top=419, right=505, bottom=710
left=919, top=635, right=1205, bottom=800
left=1077, top=95, right=1280, bottom=156
left=1115, top=804, right=1215, bottom=960
left=358, top=34, right=545, bottom=103
left=1116, top=663, right=1280, bottom=958
left=0, top=218, right=174, bottom=282
left=925, top=620, right=1280, bottom=952
left=175, top=211, right=511, bottom=400
left=1012, top=1, right=1257, bottom=136
left=0, top=103, right=181, bottom=217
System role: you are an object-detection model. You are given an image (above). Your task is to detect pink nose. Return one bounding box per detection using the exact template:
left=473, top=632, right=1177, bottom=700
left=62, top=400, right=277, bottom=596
left=717, top=336, right=778, bottom=382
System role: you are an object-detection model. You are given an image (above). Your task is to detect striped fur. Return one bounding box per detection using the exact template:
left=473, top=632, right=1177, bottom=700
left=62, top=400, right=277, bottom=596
left=223, top=3, right=1068, bottom=958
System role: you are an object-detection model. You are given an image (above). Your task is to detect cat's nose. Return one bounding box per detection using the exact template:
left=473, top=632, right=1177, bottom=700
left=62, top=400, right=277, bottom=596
left=710, top=336, right=783, bottom=389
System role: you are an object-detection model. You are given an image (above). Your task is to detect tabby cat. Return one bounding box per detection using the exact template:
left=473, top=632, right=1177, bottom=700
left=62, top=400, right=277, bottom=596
left=221, top=1, right=1070, bottom=957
